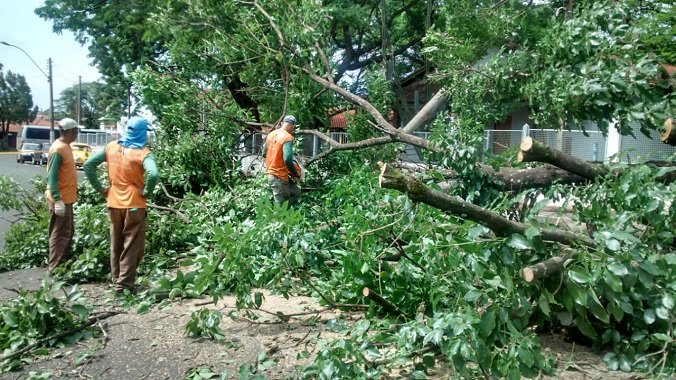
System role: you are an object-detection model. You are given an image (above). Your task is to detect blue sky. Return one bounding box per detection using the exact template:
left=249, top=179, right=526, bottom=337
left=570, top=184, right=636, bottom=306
left=0, top=0, right=101, bottom=111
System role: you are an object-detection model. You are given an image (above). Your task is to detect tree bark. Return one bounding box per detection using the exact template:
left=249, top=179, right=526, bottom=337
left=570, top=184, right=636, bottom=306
left=362, top=287, right=406, bottom=317
left=518, top=137, right=607, bottom=180
left=378, top=163, right=595, bottom=248
left=521, top=254, right=572, bottom=282
left=486, top=164, right=587, bottom=191
left=393, top=161, right=587, bottom=192
left=660, top=118, right=676, bottom=146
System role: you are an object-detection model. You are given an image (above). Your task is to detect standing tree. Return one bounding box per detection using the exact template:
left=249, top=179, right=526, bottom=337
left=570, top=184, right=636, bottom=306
left=55, top=82, right=111, bottom=129
left=0, top=66, right=38, bottom=149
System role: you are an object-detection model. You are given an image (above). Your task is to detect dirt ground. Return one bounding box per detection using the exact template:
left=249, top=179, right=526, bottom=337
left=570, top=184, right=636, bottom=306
left=0, top=267, right=643, bottom=380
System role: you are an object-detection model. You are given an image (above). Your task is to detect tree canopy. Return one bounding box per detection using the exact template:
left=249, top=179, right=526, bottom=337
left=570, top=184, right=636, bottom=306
left=0, top=65, right=38, bottom=147
left=55, top=81, right=114, bottom=129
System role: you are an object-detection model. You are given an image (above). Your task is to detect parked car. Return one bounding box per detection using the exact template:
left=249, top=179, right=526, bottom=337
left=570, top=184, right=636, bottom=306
left=71, top=143, right=93, bottom=168
left=17, top=143, right=41, bottom=164
left=32, top=143, right=51, bottom=165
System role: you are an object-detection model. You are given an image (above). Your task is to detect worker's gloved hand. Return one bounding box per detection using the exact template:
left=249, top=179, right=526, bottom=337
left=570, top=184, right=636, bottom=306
left=54, top=200, right=66, bottom=217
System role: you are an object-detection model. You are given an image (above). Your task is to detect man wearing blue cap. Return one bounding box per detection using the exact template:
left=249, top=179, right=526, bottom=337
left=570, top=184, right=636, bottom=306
left=83, top=116, right=159, bottom=292
left=262, top=115, right=302, bottom=206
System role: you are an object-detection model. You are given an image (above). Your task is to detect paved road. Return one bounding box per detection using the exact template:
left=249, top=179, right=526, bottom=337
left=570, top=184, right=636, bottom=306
left=0, top=153, right=85, bottom=252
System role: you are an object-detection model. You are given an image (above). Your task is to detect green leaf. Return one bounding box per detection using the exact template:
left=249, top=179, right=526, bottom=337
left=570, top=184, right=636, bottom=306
left=603, top=270, right=623, bottom=292
left=479, top=310, right=496, bottom=337
left=607, top=262, right=629, bottom=277
left=524, top=226, right=540, bottom=240
left=652, top=333, right=670, bottom=342
left=619, top=355, right=632, bottom=372
left=639, top=261, right=661, bottom=276
left=604, top=352, right=619, bottom=371
left=464, top=289, right=482, bottom=302
left=605, top=238, right=621, bottom=251
left=568, top=268, right=592, bottom=284
left=587, top=290, right=610, bottom=324
left=360, top=262, right=370, bottom=274
left=2, top=311, right=18, bottom=327
left=655, top=307, right=669, bottom=320
left=507, top=234, right=531, bottom=250
left=664, top=254, right=676, bottom=265
left=71, top=304, right=89, bottom=319
left=655, top=166, right=676, bottom=177
left=643, top=309, right=656, bottom=324
left=538, top=293, right=551, bottom=317
left=518, top=346, right=535, bottom=368
left=576, top=311, right=597, bottom=339
left=662, top=294, right=674, bottom=310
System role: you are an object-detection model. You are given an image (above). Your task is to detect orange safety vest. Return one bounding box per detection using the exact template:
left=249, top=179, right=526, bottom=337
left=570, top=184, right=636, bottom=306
left=105, top=141, right=151, bottom=209
left=264, top=129, right=294, bottom=182
left=45, top=140, right=77, bottom=204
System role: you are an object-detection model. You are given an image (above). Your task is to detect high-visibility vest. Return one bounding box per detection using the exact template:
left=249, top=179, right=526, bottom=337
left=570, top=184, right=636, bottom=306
left=45, top=140, right=77, bottom=204
left=264, top=129, right=294, bottom=182
left=105, top=141, right=151, bottom=209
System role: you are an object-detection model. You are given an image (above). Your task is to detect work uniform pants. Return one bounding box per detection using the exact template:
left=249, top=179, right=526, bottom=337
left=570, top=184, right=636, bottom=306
left=268, top=175, right=301, bottom=207
left=48, top=202, right=74, bottom=273
left=109, top=208, right=146, bottom=291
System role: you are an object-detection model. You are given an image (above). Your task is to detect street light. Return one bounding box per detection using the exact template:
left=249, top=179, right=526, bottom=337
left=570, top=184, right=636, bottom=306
left=1, top=41, right=55, bottom=143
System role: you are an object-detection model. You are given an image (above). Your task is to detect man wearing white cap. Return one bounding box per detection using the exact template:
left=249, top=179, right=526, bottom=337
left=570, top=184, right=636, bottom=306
left=262, top=115, right=302, bottom=206
left=45, top=117, right=79, bottom=274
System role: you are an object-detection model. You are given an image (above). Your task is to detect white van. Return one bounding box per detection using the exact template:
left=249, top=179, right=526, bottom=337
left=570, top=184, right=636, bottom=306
left=17, top=125, right=60, bottom=147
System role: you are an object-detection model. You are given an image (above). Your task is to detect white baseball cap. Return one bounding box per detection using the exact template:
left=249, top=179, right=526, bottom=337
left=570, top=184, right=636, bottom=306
left=58, top=118, right=78, bottom=130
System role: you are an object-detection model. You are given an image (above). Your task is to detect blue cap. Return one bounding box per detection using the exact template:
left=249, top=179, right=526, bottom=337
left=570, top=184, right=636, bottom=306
left=283, top=115, right=297, bottom=125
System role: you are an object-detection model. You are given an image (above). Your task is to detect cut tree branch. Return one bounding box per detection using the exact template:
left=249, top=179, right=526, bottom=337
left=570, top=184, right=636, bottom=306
left=660, top=118, right=675, bottom=146
left=1, top=311, right=120, bottom=362
left=518, top=137, right=607, bottom=180
left=521, top=253, right=572, bottom=282
left=362, top=287, right=406, bottom=317
left=378, top=163, right=595, bottom=248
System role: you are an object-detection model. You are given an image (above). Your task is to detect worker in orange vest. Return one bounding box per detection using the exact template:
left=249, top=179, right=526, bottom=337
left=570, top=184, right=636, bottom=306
left=262, top=115, right=302, bottom=207
left=45, top=117, right=79, bottom=274
left=83, top=116, right=159, bottom=293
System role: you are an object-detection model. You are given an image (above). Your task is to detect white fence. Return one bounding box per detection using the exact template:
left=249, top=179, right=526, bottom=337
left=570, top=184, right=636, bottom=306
left=483, top=128, right=607, bottom=162
left=241, top=126, right=674, bottom=164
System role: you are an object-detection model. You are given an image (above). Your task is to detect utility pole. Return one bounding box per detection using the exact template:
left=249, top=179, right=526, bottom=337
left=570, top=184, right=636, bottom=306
left=77, top=75, right=82, bottom=125
left=48, top=58, right=54, bottom=143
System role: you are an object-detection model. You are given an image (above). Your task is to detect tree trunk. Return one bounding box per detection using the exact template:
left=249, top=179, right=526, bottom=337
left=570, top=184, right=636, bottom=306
left=660, top=118, right=676, bottom=146
left=378, top=163, right=595, bottom=248
left=518, top=137, right=607, bottom=180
